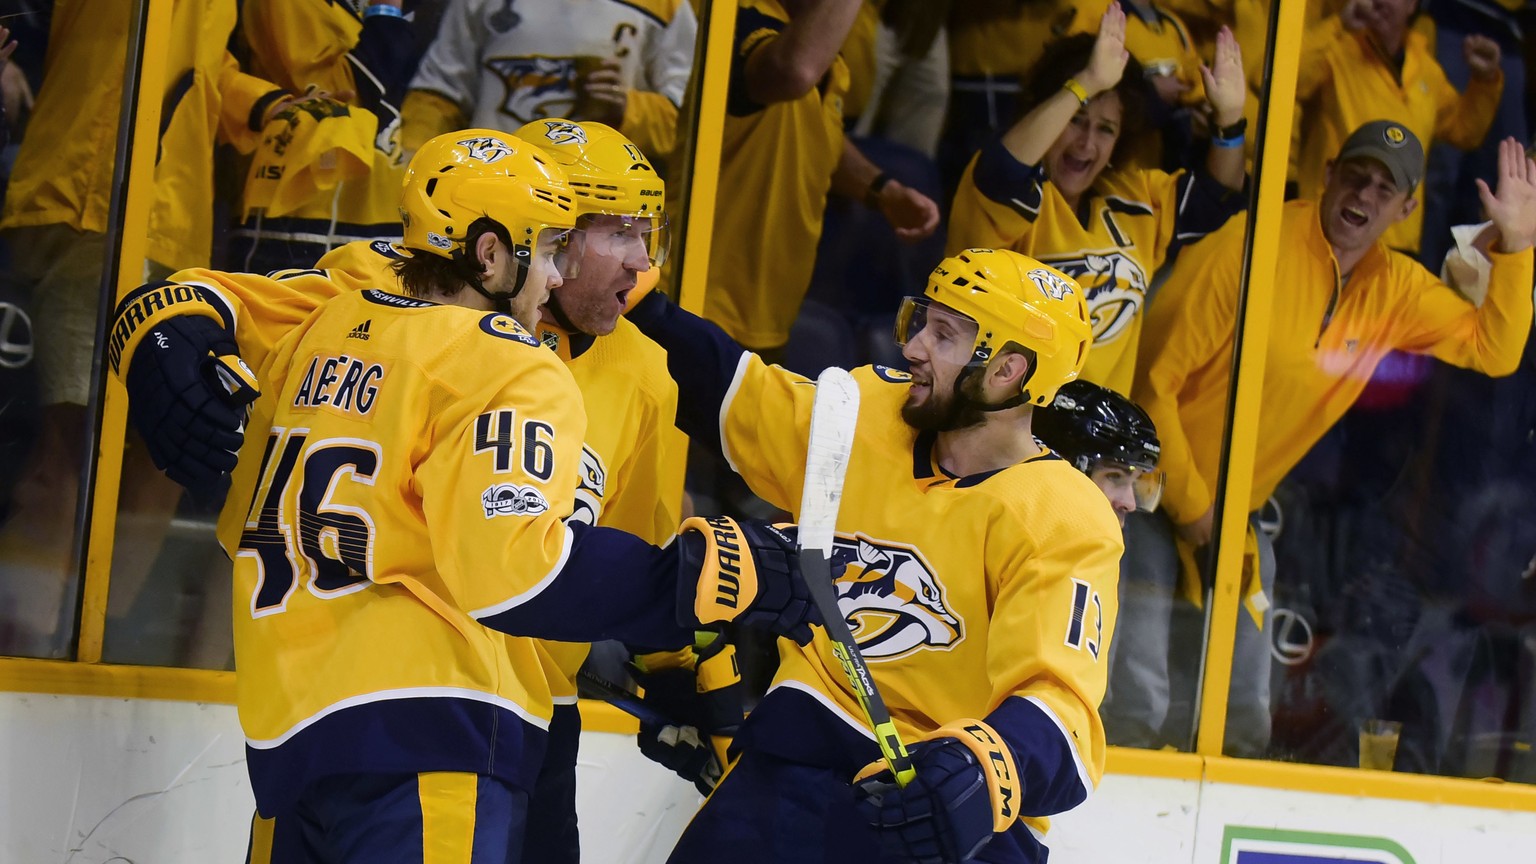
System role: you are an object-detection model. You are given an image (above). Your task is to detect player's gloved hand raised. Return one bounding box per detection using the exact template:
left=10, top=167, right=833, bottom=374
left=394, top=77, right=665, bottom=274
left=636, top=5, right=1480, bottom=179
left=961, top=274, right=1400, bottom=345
left=678, top=515, right=824, bottom=644
left=125, top=314, right=259, bottom=504
left=631, top=639, right=743, bottom=794
left=852, top=721, right=1022, bottom=864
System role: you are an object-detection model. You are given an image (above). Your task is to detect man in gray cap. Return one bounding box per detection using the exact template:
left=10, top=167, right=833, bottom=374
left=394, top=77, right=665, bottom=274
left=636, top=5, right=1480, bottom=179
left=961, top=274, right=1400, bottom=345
left=1095, top=121, right=1535, bottom=758
left=1315, top=119, right=1427, bottom=276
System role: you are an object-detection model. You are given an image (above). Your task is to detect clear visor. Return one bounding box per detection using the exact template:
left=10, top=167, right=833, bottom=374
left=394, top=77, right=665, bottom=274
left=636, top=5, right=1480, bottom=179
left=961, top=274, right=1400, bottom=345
left=894, top=296, right=981, bottom=355
left=1091, top=460, right=1165, bottom=513
left=529, top=226, right=575, bottom=280
left=557, top=213, right=669, bottom=279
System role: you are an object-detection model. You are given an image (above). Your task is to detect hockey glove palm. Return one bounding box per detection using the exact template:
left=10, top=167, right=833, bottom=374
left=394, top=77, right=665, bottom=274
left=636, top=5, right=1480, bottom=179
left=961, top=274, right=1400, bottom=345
left=678, top=516, right=823, bottom=644
left=125, top=314, right=259, bottom=504
left=852, top=721, right=1022, bottom=864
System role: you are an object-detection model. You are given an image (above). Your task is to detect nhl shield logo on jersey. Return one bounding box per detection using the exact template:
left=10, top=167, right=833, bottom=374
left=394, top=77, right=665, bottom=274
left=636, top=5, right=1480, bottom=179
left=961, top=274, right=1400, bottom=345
left=456, top=136, right=514, bottom=164
left=831, top=535, right=963, bottom=660
left=482, top=483, right=550, bottom=518
left=542, top=120, right=588, bottom=146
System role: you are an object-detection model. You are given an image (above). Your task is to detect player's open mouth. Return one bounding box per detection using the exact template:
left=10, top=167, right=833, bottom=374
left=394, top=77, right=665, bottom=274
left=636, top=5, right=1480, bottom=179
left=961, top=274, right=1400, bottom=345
left=615, top=288, right=631, bottom=306
left=1341, top=207, right=1368, bottom=227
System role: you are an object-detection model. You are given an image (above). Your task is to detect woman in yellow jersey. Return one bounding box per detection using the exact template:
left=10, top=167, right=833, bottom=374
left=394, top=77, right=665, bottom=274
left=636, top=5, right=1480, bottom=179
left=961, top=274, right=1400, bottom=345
left=948, top=2, right=1248, bottom=396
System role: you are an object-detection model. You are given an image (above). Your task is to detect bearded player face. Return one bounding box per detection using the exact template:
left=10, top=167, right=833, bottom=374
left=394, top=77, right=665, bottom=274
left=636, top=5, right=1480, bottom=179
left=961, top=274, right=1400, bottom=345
left=897, top=300, right=986, bottom=432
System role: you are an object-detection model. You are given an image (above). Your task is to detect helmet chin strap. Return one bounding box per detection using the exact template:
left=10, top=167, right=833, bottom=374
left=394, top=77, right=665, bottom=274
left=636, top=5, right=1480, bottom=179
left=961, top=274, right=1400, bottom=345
left=949, top=362, right=1032, bottom=425
left=461, top=239, right=532, bottom=316
left=467, top=279, right=515, bottom=315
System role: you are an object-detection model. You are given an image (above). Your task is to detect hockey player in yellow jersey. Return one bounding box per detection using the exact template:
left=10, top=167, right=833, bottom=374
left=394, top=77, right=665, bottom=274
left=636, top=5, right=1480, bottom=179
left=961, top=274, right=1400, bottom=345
left=948, top=3, right=1248, bottom=395
left=628, top=249, right=1124, bottom=864
left=312, top=119, right=707, bottom=863
left=107, top=130, right=820, bottom=863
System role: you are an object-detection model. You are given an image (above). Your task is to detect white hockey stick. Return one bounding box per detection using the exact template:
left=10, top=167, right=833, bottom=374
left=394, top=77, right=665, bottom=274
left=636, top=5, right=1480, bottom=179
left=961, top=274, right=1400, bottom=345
left=799, top=366, right=916, bottom=786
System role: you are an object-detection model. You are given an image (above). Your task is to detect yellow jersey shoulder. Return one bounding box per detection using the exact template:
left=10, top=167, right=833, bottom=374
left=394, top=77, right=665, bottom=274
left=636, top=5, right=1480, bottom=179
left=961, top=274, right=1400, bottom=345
left=583, top=316, right=676, bottom=402
left=992, top=453, right=1124, bottom=539
left=320, top=289, right=562, bottom=380
left=318, top=239, right=411, bottom=292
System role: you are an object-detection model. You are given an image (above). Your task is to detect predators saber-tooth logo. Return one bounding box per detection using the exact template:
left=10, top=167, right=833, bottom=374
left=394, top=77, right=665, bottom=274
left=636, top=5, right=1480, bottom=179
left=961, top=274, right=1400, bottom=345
left=1026, top=267, right=1075, bottom=301
left=832, top=535, right=962, bottom=660
left=457, top=136, right=514, bottom=164
left=567, top=445, right=609, bottom=527
left=486, top=56, right=581, bottom=123
left=542, top=120, right=587, bottom=146
left=1040, top=250, right=1150, bottom=343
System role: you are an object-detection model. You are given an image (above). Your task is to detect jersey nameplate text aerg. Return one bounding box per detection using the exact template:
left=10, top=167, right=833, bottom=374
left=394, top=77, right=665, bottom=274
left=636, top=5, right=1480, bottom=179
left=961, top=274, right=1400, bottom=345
left=291, top=352, right=387, bottom=418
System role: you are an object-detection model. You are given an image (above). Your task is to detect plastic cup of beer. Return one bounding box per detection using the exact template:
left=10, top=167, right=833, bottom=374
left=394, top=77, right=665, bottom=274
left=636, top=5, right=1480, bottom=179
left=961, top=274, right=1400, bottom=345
left=1358, top=719, right=1402, bottom=771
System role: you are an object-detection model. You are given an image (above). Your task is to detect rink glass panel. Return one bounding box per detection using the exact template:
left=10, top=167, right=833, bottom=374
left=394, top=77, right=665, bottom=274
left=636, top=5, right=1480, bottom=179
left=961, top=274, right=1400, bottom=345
left=0, top=0, right=138, bottom=662
left=93, top=0, right=715, bottom=670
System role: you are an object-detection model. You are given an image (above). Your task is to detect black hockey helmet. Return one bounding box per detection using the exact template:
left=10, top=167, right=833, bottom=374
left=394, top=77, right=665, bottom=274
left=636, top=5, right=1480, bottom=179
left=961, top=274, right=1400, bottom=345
left=1035, top=379, right=1163, bottom=511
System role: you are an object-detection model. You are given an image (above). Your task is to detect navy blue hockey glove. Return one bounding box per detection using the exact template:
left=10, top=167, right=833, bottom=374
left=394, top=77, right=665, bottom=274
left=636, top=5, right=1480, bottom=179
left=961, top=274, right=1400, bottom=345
left=852, top=720, right=1022, bottom=864
left=678, top=516, right=824, bottom=644
left=125, top=314, right=259, bottom=504
left=632, top=639, right=743, bottom=794
left=637, top=722, right=724, bottom=795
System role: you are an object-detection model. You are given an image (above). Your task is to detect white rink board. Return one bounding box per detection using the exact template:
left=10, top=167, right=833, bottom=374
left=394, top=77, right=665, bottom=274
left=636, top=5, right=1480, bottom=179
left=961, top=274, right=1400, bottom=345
left=0, top=692, right=253, bottom=863
left=4, top=692, right=1535, bottom=863
left=1048, top=771, right=1202, bottom=861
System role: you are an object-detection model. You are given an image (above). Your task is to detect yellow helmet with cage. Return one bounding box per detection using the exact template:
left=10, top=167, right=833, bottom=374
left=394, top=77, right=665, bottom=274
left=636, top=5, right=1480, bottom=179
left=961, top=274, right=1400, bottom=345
left=896, top=248, right=1092, bottom=407
left=399, top=129, right=577, bottom=264
left=512, top=118, right=669, bottom=266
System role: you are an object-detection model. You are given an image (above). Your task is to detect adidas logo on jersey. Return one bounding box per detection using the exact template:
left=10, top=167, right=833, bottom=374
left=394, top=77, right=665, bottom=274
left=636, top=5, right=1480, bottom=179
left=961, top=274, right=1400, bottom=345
left=347, top=320, right=372, bottom=341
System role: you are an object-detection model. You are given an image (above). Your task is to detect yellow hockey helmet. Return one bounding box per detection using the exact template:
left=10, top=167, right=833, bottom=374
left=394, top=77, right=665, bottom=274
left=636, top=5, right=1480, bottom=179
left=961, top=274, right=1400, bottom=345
left=896, top=248, right=1092, bottom=407
left=399, top=129, right=577, bottom=263
left=513, top=118, right=668, bottom=266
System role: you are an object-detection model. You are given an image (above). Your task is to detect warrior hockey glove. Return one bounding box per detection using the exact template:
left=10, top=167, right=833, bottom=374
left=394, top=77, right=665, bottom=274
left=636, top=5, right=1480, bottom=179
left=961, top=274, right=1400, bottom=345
left=678, top=516, right=823, bottom=644
left=125, top=314, right=259, bottom=504
left=852, top=720, right=1022, bottom=864
left=632, top=639, right=743, bottom=794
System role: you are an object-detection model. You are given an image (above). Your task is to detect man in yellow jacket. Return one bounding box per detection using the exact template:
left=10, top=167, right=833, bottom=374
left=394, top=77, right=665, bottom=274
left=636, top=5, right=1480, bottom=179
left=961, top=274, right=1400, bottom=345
left=1112, top=122, right=1534, bottom=756
left=1294, top=0, right=1504, bottom=255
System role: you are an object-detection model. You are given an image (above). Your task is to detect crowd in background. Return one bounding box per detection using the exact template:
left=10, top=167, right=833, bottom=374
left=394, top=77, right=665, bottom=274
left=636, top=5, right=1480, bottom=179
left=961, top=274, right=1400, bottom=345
left=0, top=0, right=1532, bottom=787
